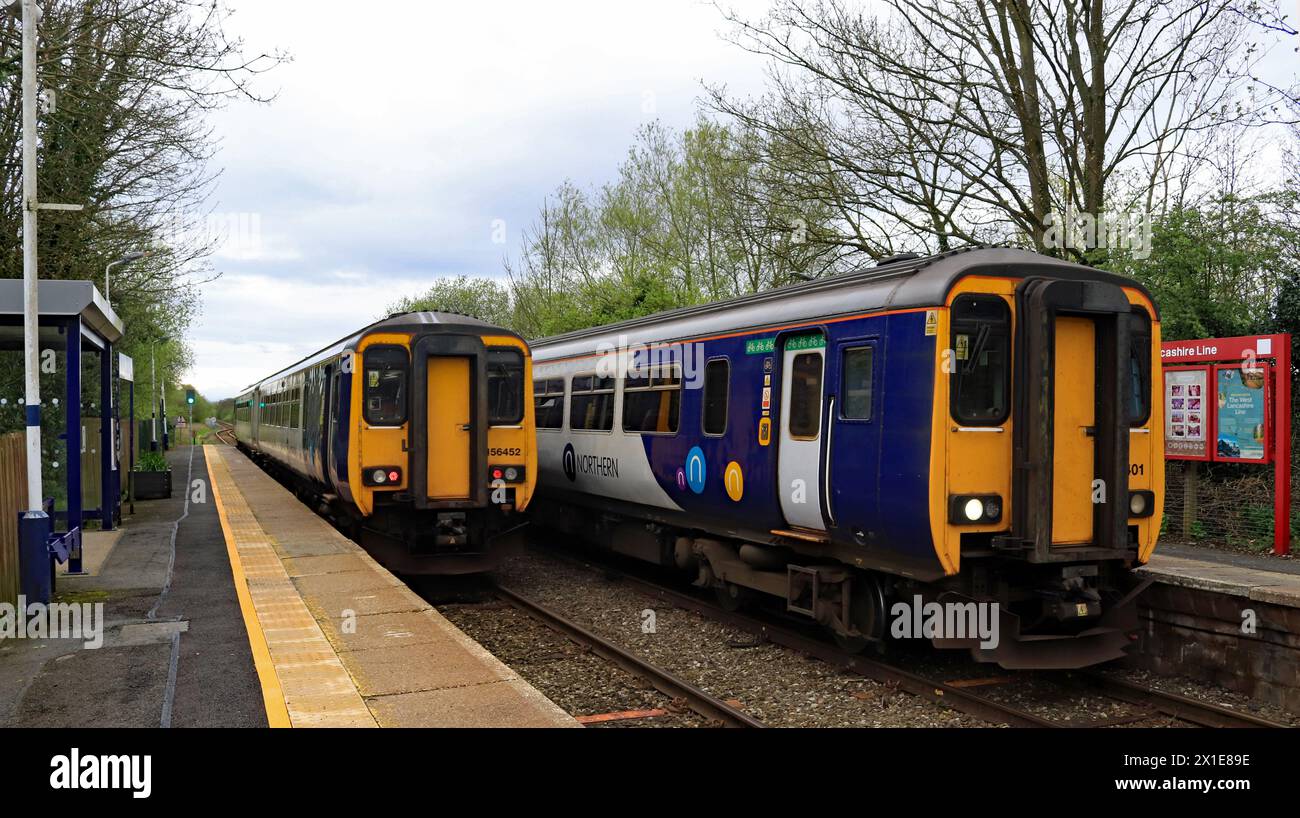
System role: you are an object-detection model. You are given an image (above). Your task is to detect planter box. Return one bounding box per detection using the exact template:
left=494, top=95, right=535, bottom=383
left=134, top=469, right=172, bottom=500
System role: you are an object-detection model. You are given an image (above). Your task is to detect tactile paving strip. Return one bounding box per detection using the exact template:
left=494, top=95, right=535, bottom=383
left=206, top=447, right=377, bottom=728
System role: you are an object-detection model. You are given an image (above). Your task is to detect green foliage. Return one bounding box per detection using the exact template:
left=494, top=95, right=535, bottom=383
left=385, top=275, right=513, bottom=326
left=1114, top=189, right=1300, bottom=342
left=136, top=450, right=168, bottom=472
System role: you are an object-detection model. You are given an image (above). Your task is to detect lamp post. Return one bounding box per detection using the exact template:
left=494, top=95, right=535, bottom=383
left=149, top=335, right=169, bottom=451
left=105, top=251, right=147, bottom=308
left=18, top=0, right=42, bottom=511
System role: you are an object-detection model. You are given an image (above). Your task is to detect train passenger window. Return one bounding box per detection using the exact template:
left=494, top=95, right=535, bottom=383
left=363, top=346, right=408, bottom=426
left=702, top=359, right=729, bottom=436
left=1127, top=311, right=1152, bottom=425
left=623, top=364, right=681, bottom=435
left=840, top=346, right=874, bottom=420
left=570, top=373, right=615, bottom=431
left=950, top=295, right=1010, bottom=425
left=788, top=352, right=823, bottom=439
left=487, top=348, right=525, bottom=425
left=533, top=378, right=565, bottom=429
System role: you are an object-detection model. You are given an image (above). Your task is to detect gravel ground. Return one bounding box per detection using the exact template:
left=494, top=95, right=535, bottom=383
left=440, top=599, right=708, bottom=727
left=462, top=550, right=984, bottom=727
left=448, top=545, right=1297, bottom=729
left=1103, top=667, right=1300, bottom=727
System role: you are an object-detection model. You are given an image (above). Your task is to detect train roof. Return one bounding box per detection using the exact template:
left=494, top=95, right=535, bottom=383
left=530, top=246, right=1155, bottom=360
left=239, top=310, right=522, bottom=394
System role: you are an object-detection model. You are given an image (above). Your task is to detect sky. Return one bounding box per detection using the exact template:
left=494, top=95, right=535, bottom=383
left=186, top=0, right=772, bottom=398
left=184, top=0, right=1299, bottom=399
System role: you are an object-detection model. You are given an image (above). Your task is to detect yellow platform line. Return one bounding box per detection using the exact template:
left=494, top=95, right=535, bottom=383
left=205, top=445, right=376, bottom=728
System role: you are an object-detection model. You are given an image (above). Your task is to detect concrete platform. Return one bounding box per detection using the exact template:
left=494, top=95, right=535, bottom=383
left=1140, top=543, right=1300, bottom=607
left=205, top=445, right=577, bottom=728
left=1131, top=542, right=1300, bottom=713
left=1, top=445, right=268, bottom=728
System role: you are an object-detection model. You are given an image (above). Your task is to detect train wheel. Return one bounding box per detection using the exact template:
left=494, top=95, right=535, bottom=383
left=714, top=581, right=750, bottom=612
left=832, top=574, right=887, bottom=654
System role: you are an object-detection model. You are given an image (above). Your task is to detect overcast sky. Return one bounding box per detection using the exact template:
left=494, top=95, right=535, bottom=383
left=185, top=0, right=1298, bottom=399
left=186, top=0, right=771, bottom=398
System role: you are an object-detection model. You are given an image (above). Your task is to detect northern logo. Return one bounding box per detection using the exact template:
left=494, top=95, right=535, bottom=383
left=562, top=443, right=577, bottom=481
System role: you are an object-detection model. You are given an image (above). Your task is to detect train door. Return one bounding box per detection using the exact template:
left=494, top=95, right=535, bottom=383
left=1052, top=317, right=1096, bottom=545
left=777, top=332, right=827, bottom=531
left=319, top=364, right=333, bottom=481
left=826, top=338, right=881, bottom=543
left=426, top=356, right=472, bottom=500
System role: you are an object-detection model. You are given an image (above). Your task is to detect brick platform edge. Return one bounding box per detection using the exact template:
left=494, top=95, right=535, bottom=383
left=1128, top=558, right=1300, bottom=714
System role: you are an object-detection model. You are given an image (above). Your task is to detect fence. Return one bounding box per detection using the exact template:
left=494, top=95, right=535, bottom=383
left=0, top=432, right=25, bottom=607
left=1162, top=459, right=1298, bottom=553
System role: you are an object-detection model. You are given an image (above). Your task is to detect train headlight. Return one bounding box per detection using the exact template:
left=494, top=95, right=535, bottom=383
left=1128, top=489, right=1155, bottom=518
left=363, top=466, right=402, bottom=487
left=948, top=494, right=1003, bottom=525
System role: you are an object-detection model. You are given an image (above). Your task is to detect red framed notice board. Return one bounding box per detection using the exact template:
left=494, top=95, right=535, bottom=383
left=1163, top=365, right=1211, bottom=460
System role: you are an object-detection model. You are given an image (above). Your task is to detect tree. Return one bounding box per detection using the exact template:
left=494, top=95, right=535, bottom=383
left=0, top=1, right=284, bottom=427
left=385, top=275, right=513, bottom=326
left=709, top=0, right=1297, bottom=258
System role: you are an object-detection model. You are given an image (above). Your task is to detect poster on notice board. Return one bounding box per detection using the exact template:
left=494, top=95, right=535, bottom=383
left=1164, top=367, right=1210, bottom=459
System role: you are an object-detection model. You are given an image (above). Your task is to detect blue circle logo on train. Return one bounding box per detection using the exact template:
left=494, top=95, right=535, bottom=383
left=685, top=446, right=706, bottom=494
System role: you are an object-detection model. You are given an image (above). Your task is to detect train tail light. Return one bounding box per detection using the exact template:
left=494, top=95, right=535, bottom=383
left=489, top=464, right=525, bottom=483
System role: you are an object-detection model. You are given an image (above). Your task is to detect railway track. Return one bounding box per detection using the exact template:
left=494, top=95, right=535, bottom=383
left=529, top=546, right=1288, bottom=729
left=493, top=583, right=766, bottom=728
left=213, top=421, right=237, bottom=446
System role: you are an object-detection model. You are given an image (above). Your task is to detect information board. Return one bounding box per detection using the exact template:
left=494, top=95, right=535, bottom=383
left=1163, top=366, right=1211, bottom=460
left=1214, top=363, right=1270, bottom=462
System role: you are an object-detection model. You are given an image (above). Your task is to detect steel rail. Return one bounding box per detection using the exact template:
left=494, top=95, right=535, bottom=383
left=531, top=547, right=1289, bottom=729
left=493, top=583, right=766, bottom=728
left=1073, top=671, right=1287, bottom=729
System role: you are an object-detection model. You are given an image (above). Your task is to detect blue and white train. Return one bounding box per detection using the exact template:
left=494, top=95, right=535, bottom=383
left=529, top=247, right=1164, bottom=669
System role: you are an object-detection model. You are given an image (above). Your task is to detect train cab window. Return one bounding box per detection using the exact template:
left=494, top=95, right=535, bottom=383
left=702, top=359, right=729, bottom=436
left=363, top=346, right=408, bottom=426
left=487, top=348, right=525, bottom=425
left=840, top=346, right=874, bottom=420
left=1127, top=311, right=1152, bottom=425
left=570, top=374, right=615, bottom=431
left=950, top=295, right=1010, bottom=425
left=623, top=364, right=681, bottom=435
left=788, top=352, right=823, bottom=439
left=534, top=378, right=565, bottom=429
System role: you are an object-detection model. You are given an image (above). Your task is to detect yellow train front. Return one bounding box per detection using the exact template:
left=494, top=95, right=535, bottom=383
left=233, top=311, right=536, bottom=575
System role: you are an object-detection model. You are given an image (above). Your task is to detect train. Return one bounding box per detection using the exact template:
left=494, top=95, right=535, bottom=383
left=233, top=311, right=537, bottom=574
left=528, top=247, right=1163, bottom=669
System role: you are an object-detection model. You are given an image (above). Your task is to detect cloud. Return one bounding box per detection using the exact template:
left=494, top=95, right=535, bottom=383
left=181, top=0, right=771, bottom=398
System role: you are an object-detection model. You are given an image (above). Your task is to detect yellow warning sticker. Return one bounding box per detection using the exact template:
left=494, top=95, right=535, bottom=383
left=758, top=417, right=771, bottom=446
left=924, top=310, right=938, bottom=336
left=955, top=334, right=970, bottom=360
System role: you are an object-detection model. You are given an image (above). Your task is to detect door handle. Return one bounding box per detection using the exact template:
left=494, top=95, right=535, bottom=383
left=459, top=424, right=471, bottom=431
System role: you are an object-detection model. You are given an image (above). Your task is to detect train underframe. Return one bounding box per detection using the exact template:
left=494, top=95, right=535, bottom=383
left=532, top=496, right=1147, bottom=670
left=238, top=443, right=526, bottom=576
